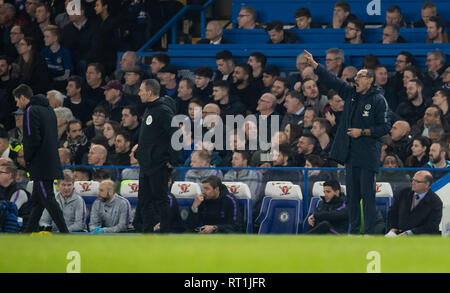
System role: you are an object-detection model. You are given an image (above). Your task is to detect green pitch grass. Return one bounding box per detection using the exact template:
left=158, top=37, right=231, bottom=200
left=1, top=234, right=449, bottom=273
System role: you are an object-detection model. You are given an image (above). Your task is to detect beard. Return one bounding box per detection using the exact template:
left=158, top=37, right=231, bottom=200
left=430, top=154, right=442, bottom=164
left=407, top=91, right=419, bottom=101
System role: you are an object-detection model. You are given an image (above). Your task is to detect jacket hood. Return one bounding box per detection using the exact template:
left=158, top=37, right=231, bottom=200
left=29, top=94, right=50, bottom=107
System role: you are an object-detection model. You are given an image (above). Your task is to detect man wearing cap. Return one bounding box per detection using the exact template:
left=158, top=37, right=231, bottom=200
left=98, top=80, right=136, bottom=123
left=122, top=65, right=143, bottom=97
left=8, top=109, right=24, bottom=144
left=158, top=64, right=179, bottom=99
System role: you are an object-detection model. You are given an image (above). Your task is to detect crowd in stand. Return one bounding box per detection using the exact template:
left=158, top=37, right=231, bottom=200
left=0, top=0, right=449, bottom=233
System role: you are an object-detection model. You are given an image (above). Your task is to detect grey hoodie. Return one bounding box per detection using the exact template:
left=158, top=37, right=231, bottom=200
left=89, top=194, right=131, bottom=233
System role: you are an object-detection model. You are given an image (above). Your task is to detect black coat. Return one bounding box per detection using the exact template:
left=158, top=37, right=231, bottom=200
left=315, top=65, right=391, bottom=172
left=187, top=183, right=243, bottom=233
left=61, top=18, right=97, bottom=69
left=135, top=98, right=177, bottom=175
left=388, top=188, right=442, bottom=234
left=313, top=193, right=349, bottom=234
left=23, top=95, right=63, bottom=180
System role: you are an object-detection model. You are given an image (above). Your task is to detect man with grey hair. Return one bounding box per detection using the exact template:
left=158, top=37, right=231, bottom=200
left=39, top=169, right=87, bottom=232
left=46, top=90, right=65, bottom=108
left=424, top=50, right=446, bottom=92
left=113, top=51, right=139, bottom=82
left=325, top=48, right=345, bottom=77
left=387, top=170, right=442, bottom=236
left=380, top=24, right=407, bottom=44
left=255, top=92, right=281, bottom=142
left=133, top=79, right=177, bottom=233
left=237, top=6, right=261, bottom=29
left=54, top=106, right=74, bottom=143
left=304, top=50, right=390, bottom=235
left=197, top=20, right=231, bottom=44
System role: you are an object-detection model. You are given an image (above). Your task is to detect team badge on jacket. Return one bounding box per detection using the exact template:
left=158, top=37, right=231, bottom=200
left=146, top=115, right=153, bottom=125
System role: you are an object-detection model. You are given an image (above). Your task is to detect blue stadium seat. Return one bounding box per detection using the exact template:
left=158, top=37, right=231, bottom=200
left=375, top=182, right=394, bottom=228
left=120, top=180, right=139, bottom=222
left=170, top=181, right=202, bottom=225
left=258, top=181, right=303, bottom=234
left=302, top=197, right=322, bottom=233
left=223, top=182, right=253, bottom=233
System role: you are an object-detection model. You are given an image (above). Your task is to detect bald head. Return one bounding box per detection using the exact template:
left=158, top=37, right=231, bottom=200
left=390, top=120, right=411, bottom=141
left=257, top=93, right=277, bottom=114
left=412, top=170, right=433, bottom=193
left=98, top=179, right=116, bottom=203
left=203, top=103, right=221, bottom=117
left=206, top=21, right=223, bottom=42
left=88, top=144, right=108, bottom=166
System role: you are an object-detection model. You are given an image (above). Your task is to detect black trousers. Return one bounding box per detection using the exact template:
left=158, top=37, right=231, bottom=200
left=306, top=221, right=341, bottom=234
left=24, top=180, right=69, bottom=233
left=345, top=164, right=377, bottom=235
left=134, top=166, right=171, bottom=233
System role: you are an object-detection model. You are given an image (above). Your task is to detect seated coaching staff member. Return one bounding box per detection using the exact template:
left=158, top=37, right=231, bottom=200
left=187, top=175, right=243, bottom=234
left=13, top=84, right=69, bottom=233
left=387, top=170, right=442, bottom=236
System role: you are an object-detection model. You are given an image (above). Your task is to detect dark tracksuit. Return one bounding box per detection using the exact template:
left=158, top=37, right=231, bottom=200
left=134, top=98, right=177, bottom=233
left=187, top=184, right=244, bottom=233
left=22, top=95, right=69, bottom=233
left=315, top=65, right=390, bottom=234
left=307, top=194, right=348, bottom=234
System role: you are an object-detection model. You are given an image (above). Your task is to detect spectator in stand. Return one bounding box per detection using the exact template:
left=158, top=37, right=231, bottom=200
left=324, top=89, right=344, bottom=137
left=89, top=179, right=131, bottom=233
left=414, top=1, right=437, bottom=28
left=389, top=51, right=416, bottom=105
left=121, top=144, right=139, bottom=180
left=212, top=80, right=246, bottom=119
left=122, top=65, right=142, bottom=98
left=247, top=51, right=266, bottom=92
left=185, top=150, right=223, bottom=184
left=41, top=25, right=71, bottom=92
left=63, top=75, right=95, bottom=125
left=121, top=105, right=140, bottom=145
left=0, top=160, right=30, bottom=222
left=443, top=66, right=450, bottom=89
left=405, top=136, right=431, bottom=168
left=325, top=48, right=345, bottom=78
left=302, top=107, right=317, bottom=135
left=396, top=79, right=428, bottom=127
left=84, top=62, right=106, bottom=105
left=197, top=20, right=231, bottom=44
left=344, top=17, right=365, bottom=44
left=237, top=6, right=261, bottom=29
left=113, top=51, right=139, bottom=82
left=300, top=66, right=328, bottom=96
left=271, top=77, right=290, bottom=115
left=84, top=105, right=109, bottom=141
left=98, top=80, right=135, bottom=123
left=376, top=153, right=410, bottom=184
left=187, top=98, right=204, bottom=128
left=232, top=63, right=261, bottom=115
left=58, top=147, right=72, bottom=166
left=311, top=117, right=333, bottom=156
left=223, top=150, right=262, bottom=207
left=0, top=3, right=17, bottom=60
left=281, top=90, right=305, bottom=130
left=111, top=130, right=132, bottom=166
left=103, top=120, right=122, bottom=154
left=8, top=109, right=24, bottom=144
left=423, top=50, right=446, bottom=94
left=425, top=16, right=448, bottom=43
left=329, top=1, right=352, bottom=29
left=302, top=78, right=328, bottom=116
left=390, top=120, right=412, bottom=164
left=385, top=5, right=407, bottom=28
left=214, top=50, right=235, bottom=85
left=176, top=77, right=195, bottom=116
left=61, top=0, right=97, bottom=76
left=39, top=169, right=87, bottom=232
left=289, top=52, right=308, bottom=91
left=432, top=89, right=450, bottom=124
left=16, top=37, right=50, bottom=94
left=60, top=119, right=90, bottom=165
left=158, top=64, right=178, bottom=99
left=428, top=125, right=445, bottom=144
left=149, top=53, right=169, bottom=79
left=46, top=90, right=65, bottom=109
left=265, top=20, right=300, bottom=44
left=261, top=65, right=280, bottom=94
left=294, top=7, right=321, bottom=29
left=91, top=0, right=119, bottom=76
left=193, top=66, right=214, bottom=105
left=54, top=106, right=74, bottom=144
left=374, top=65, right=398, bottom=111
left=381, top=24, right=407, bottom=44
left=340, top=66, right=357, bottom=86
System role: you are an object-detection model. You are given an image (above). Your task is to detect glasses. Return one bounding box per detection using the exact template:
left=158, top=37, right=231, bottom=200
left=238, top=14, right=250, bottom=18
left=411, top=178, right=426, bottom=184
left=426, top=58, right=437, bottom=62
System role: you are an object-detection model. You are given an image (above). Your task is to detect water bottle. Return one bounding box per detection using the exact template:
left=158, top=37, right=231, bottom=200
left=18, top=217, right=23, bottom=229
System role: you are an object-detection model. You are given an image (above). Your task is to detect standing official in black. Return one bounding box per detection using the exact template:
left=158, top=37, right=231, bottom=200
left=304, top=50, right=390, bottom=234
left=133, top=79, right=177, bottom=233
left=12, top=84, right=69, bottom=233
